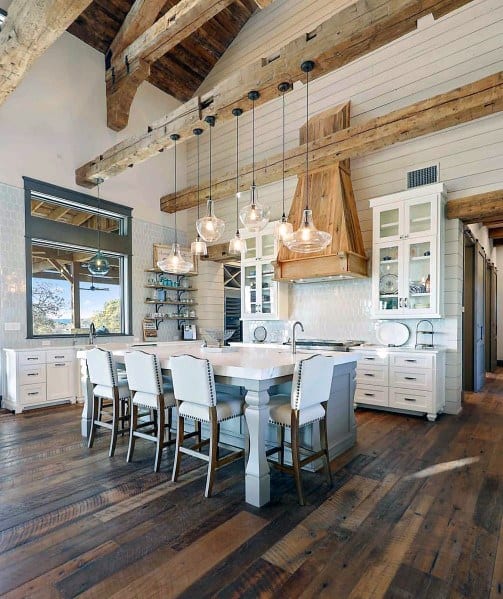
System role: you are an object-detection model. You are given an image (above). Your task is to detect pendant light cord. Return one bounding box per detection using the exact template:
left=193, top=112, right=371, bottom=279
left=281, top=88, right=286, bottom=219
left=97, top=180, right=101, bottom=250
left=174, top=137, right=177, bottom=245
left=305, top=67, right=310, bottom=214
left=235, top=111, right=240, bottom=232
left=209, top=122, right=212, bottom=199
left=196, top=132, right=200, bottom=220
left=252, top=97, right=255, bottom=188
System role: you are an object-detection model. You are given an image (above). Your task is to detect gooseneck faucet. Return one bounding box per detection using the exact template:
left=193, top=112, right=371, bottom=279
left=89, top=322, right=96, bottom=345
left=291, top=321, right=304, bottom=355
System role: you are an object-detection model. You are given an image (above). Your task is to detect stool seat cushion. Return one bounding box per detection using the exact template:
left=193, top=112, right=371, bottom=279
left=268, top=394, right=325, bottom=427
left=132, top=389, right=175, bottom=409
left=179, top=396, right=243, bottom=423
left=94, top=379, right=130, bottom=400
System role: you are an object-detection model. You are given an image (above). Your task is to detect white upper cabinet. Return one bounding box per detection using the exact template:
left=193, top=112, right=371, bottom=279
left=240, top=222, right=288, bottom=320
left=370, top=183, right=445, bottom=319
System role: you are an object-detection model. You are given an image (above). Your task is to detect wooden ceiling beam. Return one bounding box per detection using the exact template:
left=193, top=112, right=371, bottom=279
left=488, top=227, right=503, bottom=240
left=0, top=0, right=93, bottom=106
left=106, top=0, right=237, bottom=131
left=76, top=0, right=474, bottom=187
left=160, top=72, right=503, bottom=212
left=445, top=189, right=503, bottom=222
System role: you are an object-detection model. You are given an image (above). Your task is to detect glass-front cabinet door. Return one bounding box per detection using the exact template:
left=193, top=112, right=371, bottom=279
left=404, top=197, right=435, bottom=239
left=403, top=238, right=437, bottom=315
left=373, top=202, right=401, bottom=243
left=243, top=264, right=259, bottom=315
left=373, top=243, right=402, bottom=316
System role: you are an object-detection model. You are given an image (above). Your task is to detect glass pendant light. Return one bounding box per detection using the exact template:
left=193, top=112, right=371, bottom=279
left=158, top=134, right=193, bottom=274
left=274, top=81, right=294, bottom=243
left=196, top=115, right=225, bottom=242
left=229, top=108, right=247, bottom=256
left=284, top=61, right=332, bottom=254
left=190, top=127, right=207, bottom=256
left=239, top=90, right=270, bottom=232
left=88, top=178, right=110, bottom=276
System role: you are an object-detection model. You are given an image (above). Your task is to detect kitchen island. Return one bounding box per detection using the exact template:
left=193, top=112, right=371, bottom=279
left=78, top=342, right=358, bottom=507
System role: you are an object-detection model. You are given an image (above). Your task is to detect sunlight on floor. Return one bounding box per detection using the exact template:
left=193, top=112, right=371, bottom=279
left=405, top=457, right=480, bottom=480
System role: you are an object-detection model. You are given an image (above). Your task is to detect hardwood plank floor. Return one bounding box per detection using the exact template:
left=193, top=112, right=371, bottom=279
left=0, top=370, right=502, bottom=599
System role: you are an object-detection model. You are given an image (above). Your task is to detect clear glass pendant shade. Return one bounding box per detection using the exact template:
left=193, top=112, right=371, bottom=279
left=228, top=232, right=247, bottom=255
left=283, top=209, right=332, bottom=254
left=196, top=199, right=225, bottom=242
left=191, top=237, right=207, bottom=256
left=239, top=185, right=270, bottom=232
left=157, top=243, right=193, bottom=274
left=88, top=250, right=110, bottom=276
left=275, top=218, right=293, bottom=242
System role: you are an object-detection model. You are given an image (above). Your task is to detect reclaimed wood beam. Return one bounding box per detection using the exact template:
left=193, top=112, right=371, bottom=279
left=106, top=0, right=236, bottom=131
left=160, top=72, right=503, bottom=212
left=76, top=0, right=474, bottom=187
left=488, top=227, right=503, bottom=239
left=0, top=0, right=93, bottom=106
left=446, top=189, right=503, bottom=222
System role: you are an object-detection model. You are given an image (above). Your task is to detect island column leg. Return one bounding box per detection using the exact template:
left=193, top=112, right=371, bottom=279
left=244, top=387, right=270, bottom=507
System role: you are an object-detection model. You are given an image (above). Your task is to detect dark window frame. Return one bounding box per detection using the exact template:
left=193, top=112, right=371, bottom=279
left=24, top=177, right=133, bottom=339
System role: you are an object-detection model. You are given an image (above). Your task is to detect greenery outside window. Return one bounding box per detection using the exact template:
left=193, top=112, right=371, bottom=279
left=25, top=178, right=132, bottom=338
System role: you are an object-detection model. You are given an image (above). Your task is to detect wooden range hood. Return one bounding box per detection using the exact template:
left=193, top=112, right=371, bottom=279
left=274, top=103, right=368, bottom=282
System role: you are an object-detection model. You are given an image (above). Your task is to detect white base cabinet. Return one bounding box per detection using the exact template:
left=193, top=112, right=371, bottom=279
left=3, top=348, right=77, bottom=413
left=353, top=348, right=445, bottom=421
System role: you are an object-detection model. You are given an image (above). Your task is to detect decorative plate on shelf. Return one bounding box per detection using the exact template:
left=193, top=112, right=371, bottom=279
left=253, top=326, right=267, bottom=343
left=379, top=273, right=398, bottom=295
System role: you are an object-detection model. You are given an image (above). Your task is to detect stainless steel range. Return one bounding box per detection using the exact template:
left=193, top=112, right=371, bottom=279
left=285, top=339, right=364, bottom=352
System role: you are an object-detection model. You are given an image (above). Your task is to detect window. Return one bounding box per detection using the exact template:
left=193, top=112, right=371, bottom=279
left=25, top=178, right=132, bottom=338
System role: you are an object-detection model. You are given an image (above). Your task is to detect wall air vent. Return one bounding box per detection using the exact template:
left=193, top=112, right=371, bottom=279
left=407, top=164, right=438, bottom=189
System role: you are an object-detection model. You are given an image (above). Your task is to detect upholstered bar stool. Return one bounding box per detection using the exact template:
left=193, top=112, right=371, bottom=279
left=124, top=350, right=176, bottom=472
left=267, top=354, right=334, bottom=505
left=87, top=347, right=131, bottom=457
left=170, top=354, right=245, bottom=498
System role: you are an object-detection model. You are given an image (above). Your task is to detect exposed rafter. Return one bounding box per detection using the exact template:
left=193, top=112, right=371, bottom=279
left=106, top=0, right=237, bottom=131
left=76, top=0, right=474, bottom=187
left=160, top=72, right=503, bottom=212
left=0, top=0, right=93, bottom=106
left=446, top=190, right=503, bottom=222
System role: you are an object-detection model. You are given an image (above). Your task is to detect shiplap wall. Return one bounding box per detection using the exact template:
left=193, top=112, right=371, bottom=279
left=178, top=0, right=503, bottom=414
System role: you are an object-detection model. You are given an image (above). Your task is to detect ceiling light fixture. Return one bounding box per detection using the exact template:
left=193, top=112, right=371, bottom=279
left=275, top=81, right=293, bottom=243
left=158, top=134, right=193, bottom=274
left=190, top=127, right=207, bottom=256
left=229, top=108, right=247, bottom=256
left=196, top=115, right=225, bottom=242
left=87, top=178, right=110, bottom=276
left=284, top=61, right=332, bottom=254
left=239, top=90, right=270, bottom=232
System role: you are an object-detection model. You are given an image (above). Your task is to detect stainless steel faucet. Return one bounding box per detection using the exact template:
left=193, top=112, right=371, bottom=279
left=291, top=321, right=304, bottom=355
left=89, top=322, right=96, bottom=345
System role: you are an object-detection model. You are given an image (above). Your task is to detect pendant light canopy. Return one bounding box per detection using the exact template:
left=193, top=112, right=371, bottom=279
left=239, top=90, right=270, bottom=232
left=158, top=134, right=194, bottom=274
left=284, top=61, right=332, bottom=254
left=196, top=115, right=225, bottom=243
left=229, top=108, right=247, bottom=256
left=190, top=127, right=207, bottom=256
left=274, top=81, right=294, bottom=243
left=88, top=178, right=110, bottom=276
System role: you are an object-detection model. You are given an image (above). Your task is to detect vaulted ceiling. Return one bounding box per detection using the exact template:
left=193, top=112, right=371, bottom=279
left=67, top=0, right=259, bottom=102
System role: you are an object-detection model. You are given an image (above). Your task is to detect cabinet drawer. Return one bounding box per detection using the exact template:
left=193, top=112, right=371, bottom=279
left=18, top=351, right=46, bottom=366
left=389, top=388, right=432, bottom=411
left=390, top=368, right=431, bottom=391
left=46, top=350, right=74, bottom=363
left=19, top=365, right=46, bottom=385
left=390, top=354, right=433, bottom=369
left=357, top=352, right=388, bottom=366
left=356, top=364, right=388, bottom=386
left=355, top=385, right=388, bottom=407
left=19, top=384, right=47, bottom=404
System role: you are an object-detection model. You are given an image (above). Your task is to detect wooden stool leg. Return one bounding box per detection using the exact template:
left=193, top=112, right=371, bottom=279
left=154, top=406, right=165, bottom=473
left=279, top=425, right=285, bottom=466
left=167, top=407, right=173, bottom=442
left=291, top=413, right=305, bottom=506
left=126, top=403, right=138, bottom=463
left=88, top=395, right=98, bottom=448
left=196, top=421, right=202, bottom=447
left=320, top=406, right=333, bottom=487
left=172, top=414, right=185, bottom=482
left=205, top=410, right=219, bottom=498
left=109, top=390, right=120, bottom=457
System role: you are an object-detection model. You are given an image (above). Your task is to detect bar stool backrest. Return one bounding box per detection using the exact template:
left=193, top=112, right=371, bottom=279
left=291, top=354, right=334, bottom=411
left=170, top=354, right=216, bottom=407
left=87, top=347, right=117, bottom=388
left=124, top=350, right=163, bottom=396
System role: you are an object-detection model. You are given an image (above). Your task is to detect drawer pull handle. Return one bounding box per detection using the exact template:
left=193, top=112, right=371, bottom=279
left=404, top=376, right=417, bottom=380
left=404, top=397, right=416, bottom=402
left=54, top=355, right=65, bottom=359
left=405, top=359, right=416, bottom=363
left=364, top=357, right=375, bottom=360
left=27, top=392, right=39, bottom=396
left=364, top=393, right=375, bottom=397
left=27, top=357, right=38, bottom=361
left=54, top=363, right=66, bottom=367
left=364, top=373, right=375, bottom=377
left=27, top=373, right=38, bottom=376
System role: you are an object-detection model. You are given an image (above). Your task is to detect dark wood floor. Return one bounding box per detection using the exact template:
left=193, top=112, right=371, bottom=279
left=0, top=373, right=502, bottom=599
